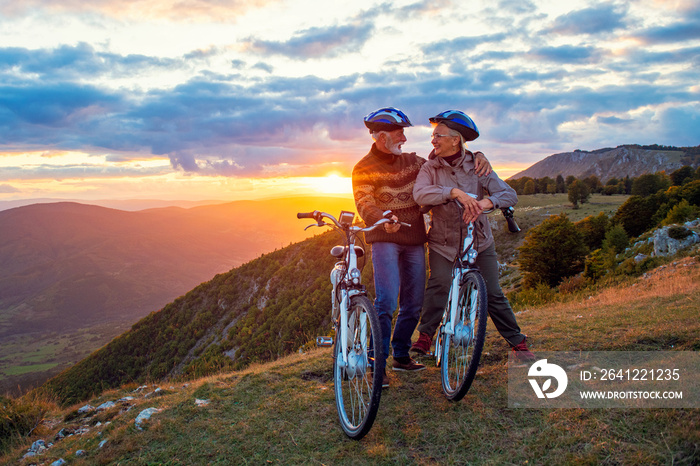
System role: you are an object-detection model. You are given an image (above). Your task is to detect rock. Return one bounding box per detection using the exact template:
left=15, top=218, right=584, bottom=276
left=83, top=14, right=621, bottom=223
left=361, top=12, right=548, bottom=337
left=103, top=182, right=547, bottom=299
left=99, top=439, right=109, bottom=448
left=144, top=387, right=163, bottom=398
left=195, top=398, right=210, bottom=406
left=55, top=427, right=73, bottom=440
left=30, top=439, right=48, bottom=453
left=51, top=459, right=67, bottom=466
left=76, top=450, right=86, bottom=457
left=77, top=404, right=94, bottom=414
left=135, top=407, right=162, bottom=430
left=96, top=401, right=116, bottom=411
left=634, top=253, right=647, bottom=262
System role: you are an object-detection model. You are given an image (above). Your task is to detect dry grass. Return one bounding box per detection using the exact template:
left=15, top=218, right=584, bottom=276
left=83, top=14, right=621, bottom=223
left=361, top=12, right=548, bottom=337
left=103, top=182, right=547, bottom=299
left=2, top=258, right=699, bottom=465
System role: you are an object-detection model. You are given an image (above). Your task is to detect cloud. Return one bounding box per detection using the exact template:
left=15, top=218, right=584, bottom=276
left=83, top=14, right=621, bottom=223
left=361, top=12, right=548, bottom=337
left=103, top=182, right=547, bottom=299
left=657, top=104, right=700, bottom=145
left=527, top=45, right=603, bottom=64
left=546, top=3, right=629, bottom=35
left=0, top=184, right=20, bottom=193
left=0, top=0, right=279, bottom=22
left=0, top=43, right=185, bottom=82
left=243, top=23, right=374, bottom=59
left=635, top=18, right=700, bottom=44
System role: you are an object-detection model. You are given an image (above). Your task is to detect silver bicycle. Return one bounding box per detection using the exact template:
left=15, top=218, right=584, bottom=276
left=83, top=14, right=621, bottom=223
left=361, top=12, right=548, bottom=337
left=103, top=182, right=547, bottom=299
left=297, top=209, right=407, bottom=439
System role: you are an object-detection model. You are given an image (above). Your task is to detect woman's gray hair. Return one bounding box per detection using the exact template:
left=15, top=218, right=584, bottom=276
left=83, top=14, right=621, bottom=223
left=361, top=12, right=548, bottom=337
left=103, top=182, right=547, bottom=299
left=443, top=126, right=466, bottom=154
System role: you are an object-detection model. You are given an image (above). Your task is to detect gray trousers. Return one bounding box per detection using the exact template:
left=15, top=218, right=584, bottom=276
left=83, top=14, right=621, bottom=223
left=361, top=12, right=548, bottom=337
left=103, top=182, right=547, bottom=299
left=417, top=242, right=526, bottom=347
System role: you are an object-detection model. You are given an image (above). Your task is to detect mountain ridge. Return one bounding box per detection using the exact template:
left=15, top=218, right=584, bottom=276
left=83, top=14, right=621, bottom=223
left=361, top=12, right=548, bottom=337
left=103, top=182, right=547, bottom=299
left=509, top=144, right=699, bottom=182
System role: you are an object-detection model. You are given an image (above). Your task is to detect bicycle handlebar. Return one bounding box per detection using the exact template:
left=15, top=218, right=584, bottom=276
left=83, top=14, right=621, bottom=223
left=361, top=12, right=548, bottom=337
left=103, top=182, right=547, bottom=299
left=296, top=210, right=409, bottom=231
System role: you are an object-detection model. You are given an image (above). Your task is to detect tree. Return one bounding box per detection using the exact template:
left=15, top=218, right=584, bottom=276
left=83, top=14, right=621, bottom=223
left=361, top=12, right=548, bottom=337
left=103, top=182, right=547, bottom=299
left=670, top=166, right=694, bottom=186
left=575, top=212, right=609, bottom=250
left=602, top=224, right=629, bottom=255
left=523, top=179, right=536, bottom=195
left=556, top=174, right=566, bottom=193
left=568, top=180, right=590, bottom=209
left=518, top=213, right=588, bottom=288
left=613, top=193, right=667, bottom=237
left=631, top=173, right=670, bottom=197
left=583, top=175, right=603, bottom=194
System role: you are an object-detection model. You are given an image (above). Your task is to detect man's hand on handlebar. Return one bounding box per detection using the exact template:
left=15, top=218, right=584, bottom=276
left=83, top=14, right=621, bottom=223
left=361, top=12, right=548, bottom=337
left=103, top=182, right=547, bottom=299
left=383, top=214, right=401, bottom=234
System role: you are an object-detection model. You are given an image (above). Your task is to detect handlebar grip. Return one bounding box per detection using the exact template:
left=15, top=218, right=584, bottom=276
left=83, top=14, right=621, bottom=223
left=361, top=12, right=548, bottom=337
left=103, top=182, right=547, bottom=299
left=297, top=212, right=316, bottom=219
left=501, top=207, right=521, bottom=233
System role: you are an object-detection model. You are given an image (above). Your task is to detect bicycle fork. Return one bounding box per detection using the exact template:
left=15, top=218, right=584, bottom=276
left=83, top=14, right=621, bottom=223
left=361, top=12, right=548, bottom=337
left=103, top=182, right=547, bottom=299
left=436, top=268, right=462, bottom=367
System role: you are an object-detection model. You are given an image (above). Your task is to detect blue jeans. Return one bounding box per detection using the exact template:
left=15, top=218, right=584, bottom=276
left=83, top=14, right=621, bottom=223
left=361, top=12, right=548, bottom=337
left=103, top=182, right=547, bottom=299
left=371, top=242, right=426, bottom=365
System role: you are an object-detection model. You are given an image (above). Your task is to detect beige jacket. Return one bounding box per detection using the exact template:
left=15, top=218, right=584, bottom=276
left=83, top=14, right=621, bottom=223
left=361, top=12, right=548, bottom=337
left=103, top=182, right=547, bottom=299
left=413, top=150, right=517, bottom=261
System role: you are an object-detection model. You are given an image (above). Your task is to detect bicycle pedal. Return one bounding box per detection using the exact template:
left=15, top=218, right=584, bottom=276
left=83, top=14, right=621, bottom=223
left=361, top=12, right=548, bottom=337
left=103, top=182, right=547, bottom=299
left=316, top=336, right=333, bottom=347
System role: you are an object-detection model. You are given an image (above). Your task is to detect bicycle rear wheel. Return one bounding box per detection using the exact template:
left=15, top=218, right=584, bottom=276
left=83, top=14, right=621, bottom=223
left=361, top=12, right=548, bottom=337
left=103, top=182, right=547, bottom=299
left=441, top=270, right=488, bottom=401
left=333, top=295, right=383, bottom=439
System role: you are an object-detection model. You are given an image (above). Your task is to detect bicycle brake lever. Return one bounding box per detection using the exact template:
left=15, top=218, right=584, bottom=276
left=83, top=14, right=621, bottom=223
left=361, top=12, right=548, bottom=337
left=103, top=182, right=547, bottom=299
left=304, top=221, right=326, bottom=231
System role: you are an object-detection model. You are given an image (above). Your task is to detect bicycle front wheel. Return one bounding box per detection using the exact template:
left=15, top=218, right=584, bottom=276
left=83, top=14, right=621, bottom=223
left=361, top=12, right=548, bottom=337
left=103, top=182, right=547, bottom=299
left=441, top=270, right=488, bottom=401
left=333, top=295, right=383, bottom=439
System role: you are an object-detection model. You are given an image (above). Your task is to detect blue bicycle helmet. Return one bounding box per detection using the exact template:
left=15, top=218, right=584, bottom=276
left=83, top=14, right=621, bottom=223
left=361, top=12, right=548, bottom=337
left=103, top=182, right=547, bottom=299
left=429, top=110, right=479, bottom=141
left=364, top=107, right=413, bottom=132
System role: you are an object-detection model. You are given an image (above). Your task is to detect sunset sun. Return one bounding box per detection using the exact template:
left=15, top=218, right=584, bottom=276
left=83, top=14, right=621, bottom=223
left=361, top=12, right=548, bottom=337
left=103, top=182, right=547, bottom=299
left=306, top=173, right=352, bottom=195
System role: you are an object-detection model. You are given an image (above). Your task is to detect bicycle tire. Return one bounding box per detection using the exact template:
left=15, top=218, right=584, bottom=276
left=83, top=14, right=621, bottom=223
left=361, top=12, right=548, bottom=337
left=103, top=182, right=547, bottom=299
left=333, top=295, right=383, bottom=439
left=440, top=270, right=488, bottom=401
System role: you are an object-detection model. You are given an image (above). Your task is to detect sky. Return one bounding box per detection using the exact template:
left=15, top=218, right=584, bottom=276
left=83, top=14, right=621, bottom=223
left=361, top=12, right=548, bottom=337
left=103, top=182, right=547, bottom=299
left=0, top=0, right=699, bottom=203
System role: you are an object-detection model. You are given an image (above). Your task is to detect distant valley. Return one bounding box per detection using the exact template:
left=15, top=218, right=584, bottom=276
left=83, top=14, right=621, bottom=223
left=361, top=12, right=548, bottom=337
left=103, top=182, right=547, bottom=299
left=0, top=196, right=354, bottom=394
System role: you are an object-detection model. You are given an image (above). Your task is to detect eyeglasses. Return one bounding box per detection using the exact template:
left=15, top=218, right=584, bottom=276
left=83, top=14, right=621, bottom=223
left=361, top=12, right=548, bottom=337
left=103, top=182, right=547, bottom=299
left=431, top=133, right=453, bottom=139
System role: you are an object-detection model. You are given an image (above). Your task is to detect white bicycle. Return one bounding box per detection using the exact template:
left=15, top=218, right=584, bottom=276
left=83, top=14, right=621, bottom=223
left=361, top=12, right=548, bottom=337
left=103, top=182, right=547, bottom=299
left=428, top=198, right=520, bottom=401
left=297, top=209, right=407, bottom=439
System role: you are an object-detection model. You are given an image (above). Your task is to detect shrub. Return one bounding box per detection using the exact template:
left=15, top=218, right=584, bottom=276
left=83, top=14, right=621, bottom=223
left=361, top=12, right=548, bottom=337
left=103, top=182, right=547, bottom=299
left=575, top=212, right=609, bottom=250
left=667, top=226, right=692, bottom=240
left=510, top=282, right=556, bottom=308
left=558, top=274, right=590, bottom=294
left=602, top=224, right=629, bottom=255
left=661, top=200, right=700, bottom=226
left=519, top=213, right=588, bottom=288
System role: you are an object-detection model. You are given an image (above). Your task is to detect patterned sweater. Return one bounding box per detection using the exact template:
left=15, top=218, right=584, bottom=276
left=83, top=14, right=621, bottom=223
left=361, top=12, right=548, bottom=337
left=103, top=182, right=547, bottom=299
left=351, top=144, right=428, bottom=245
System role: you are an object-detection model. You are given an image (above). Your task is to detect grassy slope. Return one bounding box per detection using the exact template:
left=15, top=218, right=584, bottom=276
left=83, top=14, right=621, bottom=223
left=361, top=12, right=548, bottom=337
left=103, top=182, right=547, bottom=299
left=5, top=256, right=698, bottom=465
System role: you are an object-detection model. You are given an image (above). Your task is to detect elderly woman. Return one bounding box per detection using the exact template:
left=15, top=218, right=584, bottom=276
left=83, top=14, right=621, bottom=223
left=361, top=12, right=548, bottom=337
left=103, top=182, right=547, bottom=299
left=410, top=110, right=534, bottom=361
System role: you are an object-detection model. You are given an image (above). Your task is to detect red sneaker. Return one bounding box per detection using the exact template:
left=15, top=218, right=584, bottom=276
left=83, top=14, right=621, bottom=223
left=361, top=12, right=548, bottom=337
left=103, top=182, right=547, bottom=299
left=512, top=337, right=536, bottom=362
left=410, top=332, right=432, bottom=355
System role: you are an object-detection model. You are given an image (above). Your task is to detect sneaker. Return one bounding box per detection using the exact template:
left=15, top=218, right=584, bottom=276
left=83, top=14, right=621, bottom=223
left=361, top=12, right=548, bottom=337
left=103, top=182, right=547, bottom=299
left=392, top=356, right=426, bottom=372
left=410, top=332, right=432, bottom=355
left=512, top=337, right=536, bottom=362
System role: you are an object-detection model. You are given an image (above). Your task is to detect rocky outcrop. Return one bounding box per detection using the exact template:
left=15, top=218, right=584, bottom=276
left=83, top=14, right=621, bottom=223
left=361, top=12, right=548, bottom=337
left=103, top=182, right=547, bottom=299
left=652, top=220, right=700, bottom=257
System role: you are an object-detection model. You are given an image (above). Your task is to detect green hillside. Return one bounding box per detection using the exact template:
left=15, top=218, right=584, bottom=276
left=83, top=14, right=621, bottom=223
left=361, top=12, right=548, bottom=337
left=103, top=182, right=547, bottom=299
left=3, top=257, right=698, bottom=464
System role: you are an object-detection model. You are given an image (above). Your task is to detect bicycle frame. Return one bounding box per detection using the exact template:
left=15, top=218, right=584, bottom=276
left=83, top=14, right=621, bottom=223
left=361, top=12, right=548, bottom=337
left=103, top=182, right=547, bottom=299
left=435, top=219, right=480, bottom=368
